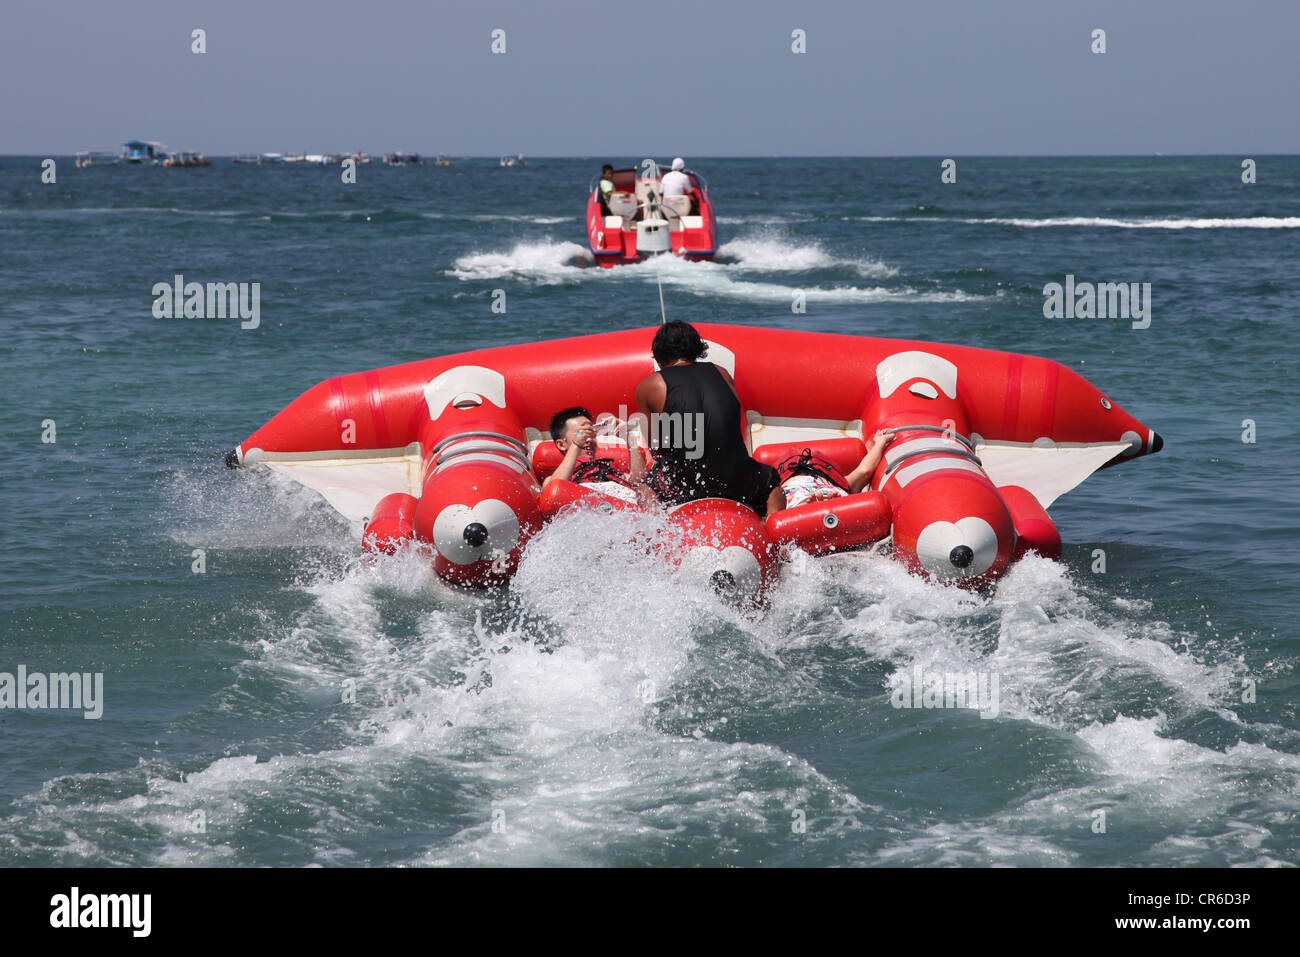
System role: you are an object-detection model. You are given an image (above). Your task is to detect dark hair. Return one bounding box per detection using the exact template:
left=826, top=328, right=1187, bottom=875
left=651, top=321, right=708, bottom=366
left=602, top=164, right=614, bottom=174
left=549, top=406, right=592, bottom=442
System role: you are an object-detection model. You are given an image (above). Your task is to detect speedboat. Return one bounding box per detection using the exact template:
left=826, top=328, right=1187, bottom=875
left=586, top=164, right=717, bottom=266
left=226, top=324, right=1162, bottom=604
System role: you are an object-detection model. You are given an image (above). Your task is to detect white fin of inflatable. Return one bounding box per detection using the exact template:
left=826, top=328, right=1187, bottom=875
left=262, top=445, right=423, bottom=521
left=976, top=441, right=1131, bottom=509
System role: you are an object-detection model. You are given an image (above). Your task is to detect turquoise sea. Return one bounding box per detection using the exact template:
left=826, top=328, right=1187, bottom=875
left=1, top=156, right=1297, bottom=865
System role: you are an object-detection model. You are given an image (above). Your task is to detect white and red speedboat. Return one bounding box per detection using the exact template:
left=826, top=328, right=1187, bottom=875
left=226, top=324, right=1162, bottom=604
left=585, top=164, right=718, bottom=266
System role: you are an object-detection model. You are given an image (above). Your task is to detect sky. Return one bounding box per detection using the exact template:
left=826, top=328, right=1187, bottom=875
left=2, top=0, right=1296, bottom=156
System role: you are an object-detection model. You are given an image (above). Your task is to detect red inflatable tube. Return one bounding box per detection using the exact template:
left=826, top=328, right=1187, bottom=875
left=537, top=478, right=639, bottom=519
left=667, top=498, right=778, bottom=604
left=888, top=469, right=1017, bottom=584
left=362, top=492, right=418, bottom=554
left=752, top=437, right=868, bottom=478
left=766, top=491, right=892, bottom=556
left=1001, top=485, right=1062, bottom=561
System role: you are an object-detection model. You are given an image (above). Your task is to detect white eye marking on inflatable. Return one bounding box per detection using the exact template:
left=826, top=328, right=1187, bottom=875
left=431, top=499, right=520, bottom=565
left=876, top=352, right=958, bottom=400
left=915, top=517, right=999, bottom=579
left=702, top=340, right=736, bottom=378
left=656, top=340, right=736, bottom=378
left=908, top=382, right=939, bottom=399
left=424, top=366, right=507, bottom=419
left=679, top=544, right=762, bottom=597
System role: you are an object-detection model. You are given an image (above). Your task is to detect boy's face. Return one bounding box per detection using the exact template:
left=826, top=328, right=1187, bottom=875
left=558, top=415, right=596, bottom=453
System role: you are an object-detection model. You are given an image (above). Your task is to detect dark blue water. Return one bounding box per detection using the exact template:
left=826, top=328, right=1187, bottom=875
left=1, top=156, right=1297, bottom=865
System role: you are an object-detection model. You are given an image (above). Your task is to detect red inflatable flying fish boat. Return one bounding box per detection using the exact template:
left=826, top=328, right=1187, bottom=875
left=226, top=324, right=1162, bottom=602
left=586, top=165, right=717, bottom=265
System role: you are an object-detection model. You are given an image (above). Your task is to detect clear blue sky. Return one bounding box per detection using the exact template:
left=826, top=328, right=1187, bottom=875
left=3, top=0, right=1295, bottom=155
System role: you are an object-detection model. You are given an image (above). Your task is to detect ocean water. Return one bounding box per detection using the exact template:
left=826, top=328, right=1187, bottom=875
left=1, top=156, right=1297, bottom=866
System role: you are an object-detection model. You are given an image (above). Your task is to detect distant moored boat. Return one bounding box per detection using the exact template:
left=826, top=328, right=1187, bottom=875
left=121, top=140, right=167, bottom=164
left=162, top=152, right=212, bottom=167
left=75, top=151, right=120, bottom=168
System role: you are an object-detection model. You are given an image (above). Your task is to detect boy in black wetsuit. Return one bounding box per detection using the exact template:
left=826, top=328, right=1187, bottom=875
left=633, top=322, right=785, bottom=518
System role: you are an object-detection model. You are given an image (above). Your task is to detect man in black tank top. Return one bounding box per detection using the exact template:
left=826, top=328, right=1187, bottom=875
left=634, top=322, right=785, bottom=518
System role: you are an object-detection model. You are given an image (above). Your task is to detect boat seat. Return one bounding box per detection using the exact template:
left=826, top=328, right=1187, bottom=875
left=606, top=191, right=637, bottom=221
left=604, top=216, right=624, bottom=229
left=753, top=437, right=868, bottom=478
left=681, top=215, right=704, bottom=229
left=661, top=195, right=691, bottom=219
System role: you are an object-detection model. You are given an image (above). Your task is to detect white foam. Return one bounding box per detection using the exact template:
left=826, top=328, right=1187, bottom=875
left=449, top=240, right=594, bottom=282
left=8, top=495, right=1293, bottom=866
left=716, top=234, right=899, bottom=278
left=858, top=214, right=1300, bottom=230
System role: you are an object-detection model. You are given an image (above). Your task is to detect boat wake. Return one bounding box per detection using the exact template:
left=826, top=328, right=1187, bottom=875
left=448, top=234, right=986, bottom=305
left=2, top=488, right=1292, bottom=866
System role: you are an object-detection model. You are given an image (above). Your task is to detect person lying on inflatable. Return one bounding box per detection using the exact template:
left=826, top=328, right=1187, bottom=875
left=542, top=406, right=658, bottom=506
left=777, top=429, right=894, bottom=508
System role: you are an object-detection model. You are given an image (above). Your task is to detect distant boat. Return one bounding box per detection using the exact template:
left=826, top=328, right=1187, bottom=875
left=586, top=163, right=718, bottom=265
left=122, top=140, right=167, bottom=164
left=383, top=152, right=425, bottom=166
left=162, top=152, right=212, bottom=167
left=499, top=153, right=526, bottom=167
left=75, top=151, right=120, bottom=168
left=258, top=153, right=286, bottom=165
left=434, top=154, right=451, bottom=166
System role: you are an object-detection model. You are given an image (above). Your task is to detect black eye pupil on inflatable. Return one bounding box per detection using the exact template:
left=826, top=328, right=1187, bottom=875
left=710, top=569, right=737, bottom=593
left=463, top=522, right=489, bottom=547
left=949, top=545, right=974, bottom=568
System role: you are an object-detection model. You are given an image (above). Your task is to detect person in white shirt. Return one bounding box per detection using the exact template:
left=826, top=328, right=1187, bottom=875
left=660, top=157, right=692, bottom=198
